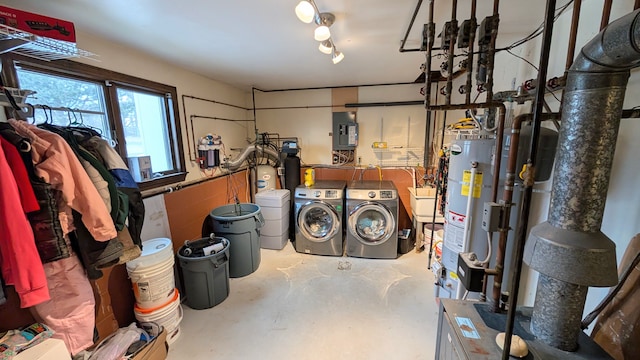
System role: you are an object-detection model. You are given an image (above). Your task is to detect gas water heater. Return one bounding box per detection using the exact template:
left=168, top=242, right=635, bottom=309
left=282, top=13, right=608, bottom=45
left=439, top=131, right=495, bottom=300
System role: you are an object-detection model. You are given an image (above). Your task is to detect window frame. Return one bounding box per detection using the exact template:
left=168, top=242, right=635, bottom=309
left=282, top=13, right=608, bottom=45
left=3, top=54, right=187, bottom=190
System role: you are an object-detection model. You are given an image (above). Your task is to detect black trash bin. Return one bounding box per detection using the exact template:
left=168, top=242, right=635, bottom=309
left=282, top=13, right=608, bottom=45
left=177, top=236, right=230, bottom=310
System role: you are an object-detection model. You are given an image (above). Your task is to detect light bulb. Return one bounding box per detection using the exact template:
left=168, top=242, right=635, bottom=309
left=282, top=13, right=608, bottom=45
left=314, top=25, right=331, bottom=41
left=295, top=1, right=315, bottom=23
left=332, top=51, right=344, bottom=64
left=318, top=40, right=333, bottom=54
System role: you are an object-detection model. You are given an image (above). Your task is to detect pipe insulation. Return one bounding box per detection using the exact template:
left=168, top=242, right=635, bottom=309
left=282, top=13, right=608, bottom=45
left=524, top=9, right=640, bottom=351
left=222, top=144, right=280, bottom=171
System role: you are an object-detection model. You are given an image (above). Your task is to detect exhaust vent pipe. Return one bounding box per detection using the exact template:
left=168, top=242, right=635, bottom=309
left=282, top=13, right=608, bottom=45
left=524, top=9, right=640, bottom=351
left=222, top=144, right=280, bottom=171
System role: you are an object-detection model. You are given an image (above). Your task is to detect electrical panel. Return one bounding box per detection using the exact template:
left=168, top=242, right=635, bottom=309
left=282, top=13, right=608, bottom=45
left=332, top=112, right=358, bottom=150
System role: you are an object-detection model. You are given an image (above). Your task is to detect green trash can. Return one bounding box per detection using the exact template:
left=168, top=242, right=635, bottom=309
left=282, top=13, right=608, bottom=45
left=177, top=236, right=230, bottom=310
left=209, top=203, right=264, bottom=278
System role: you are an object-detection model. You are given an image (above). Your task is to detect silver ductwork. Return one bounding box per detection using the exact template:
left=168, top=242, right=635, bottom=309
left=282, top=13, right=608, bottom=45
left=524, top=9, right=640, bottom=351
left=222, top=144, right=280, bottom=171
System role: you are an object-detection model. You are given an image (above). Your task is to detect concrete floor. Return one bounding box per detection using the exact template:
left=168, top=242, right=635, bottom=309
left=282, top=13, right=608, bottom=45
left=167, top=242, right=440, bottom=360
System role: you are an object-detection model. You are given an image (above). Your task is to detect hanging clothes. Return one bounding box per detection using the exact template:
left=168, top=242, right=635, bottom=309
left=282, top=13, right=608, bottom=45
left=8, top=119, right=117, bottom=354
left=0, top=123, right=70, bottom=263
left=0, top=137, right=39, bottom=213
left=82, top=135, right=146, bottom=248
left=35, top=123, right=126, bottom=279
left=8, top=119, right=117, bottom=241
left=0, top=143, right=50, bottom=308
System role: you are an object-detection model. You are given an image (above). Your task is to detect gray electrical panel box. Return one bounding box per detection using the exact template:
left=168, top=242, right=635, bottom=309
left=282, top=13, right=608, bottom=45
left=332, top=112, right=358, bottom=150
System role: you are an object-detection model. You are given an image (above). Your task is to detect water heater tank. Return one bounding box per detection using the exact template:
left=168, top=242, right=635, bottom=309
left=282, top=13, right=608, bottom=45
left=257, top=165, right=276, bottom=193
left=441, top=132, right=495, bottom=299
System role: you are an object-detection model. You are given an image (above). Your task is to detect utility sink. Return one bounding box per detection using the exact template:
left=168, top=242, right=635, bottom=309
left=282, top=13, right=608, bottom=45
left=408, top=187, right=444, bottom=222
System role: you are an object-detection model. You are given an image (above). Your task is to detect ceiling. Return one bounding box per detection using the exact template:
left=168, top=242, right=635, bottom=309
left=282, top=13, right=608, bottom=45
left=2, top=0, right=550, bottom=91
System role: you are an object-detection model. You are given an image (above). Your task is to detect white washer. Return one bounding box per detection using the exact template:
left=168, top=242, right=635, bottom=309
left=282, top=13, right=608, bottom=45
left=294, top=180, right=345, bottom=256
left=346, top=180, right=398, bottom=259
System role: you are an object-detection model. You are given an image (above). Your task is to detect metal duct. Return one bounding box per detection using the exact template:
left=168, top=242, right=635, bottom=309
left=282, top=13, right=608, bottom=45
left=222, top=144, right=280, bottom=171
left=524, top=9, right=640, bottom=351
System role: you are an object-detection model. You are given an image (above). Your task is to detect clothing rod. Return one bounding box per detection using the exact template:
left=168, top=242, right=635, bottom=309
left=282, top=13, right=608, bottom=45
left=30, top=104, right=105, bottom=116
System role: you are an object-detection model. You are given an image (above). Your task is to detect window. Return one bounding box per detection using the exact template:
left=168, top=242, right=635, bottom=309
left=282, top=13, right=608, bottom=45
left=7, top=55, right=186, bottom=190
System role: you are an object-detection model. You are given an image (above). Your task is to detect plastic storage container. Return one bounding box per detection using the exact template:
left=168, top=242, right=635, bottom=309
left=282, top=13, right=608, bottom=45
left=126, top=238, right=176, bottom=309
left=134, top=288, right=183, bottom=345
left=177, top=237, right=230, bottom=310
left=255, top=190, right=290, bottom=250
left=209, top=203, right=263, bottom=278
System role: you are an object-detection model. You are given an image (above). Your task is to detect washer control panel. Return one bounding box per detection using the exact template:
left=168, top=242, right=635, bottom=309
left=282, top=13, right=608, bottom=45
left=347, top=189, right=397, bottom=200
left=295, top=188, right=344, bottom=200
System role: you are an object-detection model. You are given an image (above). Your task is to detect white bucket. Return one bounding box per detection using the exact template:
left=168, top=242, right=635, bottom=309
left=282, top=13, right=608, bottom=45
left=127, top=238, right=176, bottom=309
left=135, top=288, right=183, bottom=346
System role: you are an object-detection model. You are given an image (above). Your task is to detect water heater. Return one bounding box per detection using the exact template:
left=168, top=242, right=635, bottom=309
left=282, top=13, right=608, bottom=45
left=439, top=131, right=495, bottom=300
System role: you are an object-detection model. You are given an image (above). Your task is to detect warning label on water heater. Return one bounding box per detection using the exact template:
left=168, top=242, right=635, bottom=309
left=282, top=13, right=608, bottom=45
left=461, top=170, right=483, bottom=198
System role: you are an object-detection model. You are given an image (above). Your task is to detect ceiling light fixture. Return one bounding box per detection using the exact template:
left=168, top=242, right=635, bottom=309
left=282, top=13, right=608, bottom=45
left=318, top=40, right=333, bottom=54
left=295, top=1, right=315, bottom=23
left=332, top=50, right=344, bottom=64
left=294, top=0, right=344, bottom=64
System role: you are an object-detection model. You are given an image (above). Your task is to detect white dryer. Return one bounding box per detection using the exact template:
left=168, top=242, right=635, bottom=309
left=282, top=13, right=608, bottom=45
left=294, top=180, right=346, bottom=256
left=346, top=180, right=399, bottom=259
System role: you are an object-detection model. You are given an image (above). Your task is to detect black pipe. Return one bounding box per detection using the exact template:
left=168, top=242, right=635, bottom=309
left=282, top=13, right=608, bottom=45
left=427, top=109, right=449, bottom=268
left=465, top=0, right=478, bottom=104
left=445, top=0, right=458, bottom=105
left=346, top=100, right=423, bottom=108
left=399, top=0, right=424, bottom=53
left=502, top=0, right=556, bottom=359
left=254, top=82, right=417, bottom=93
left=181, top=94, right=195, bottom=161
left=485, top=0, right=500, bottom=102
left=183, top=94, right=250, bottom=110
left=191, top=115, right=254, bottom=122
left=423, top=0, right=436, bottom=168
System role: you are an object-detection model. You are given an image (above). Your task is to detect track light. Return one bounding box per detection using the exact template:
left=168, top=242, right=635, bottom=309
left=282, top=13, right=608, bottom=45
left=294, top=0, right=345, bottom=64
left=318, top=40, right=333, bottom=54
left=332, top=50, right=344, bottom=64
left=314, top=25, right=331, bottom=41
left=295, top=1, right=315, bottom=23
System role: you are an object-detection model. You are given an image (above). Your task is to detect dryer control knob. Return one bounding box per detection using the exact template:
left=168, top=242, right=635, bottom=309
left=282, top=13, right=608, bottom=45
left=368, top=191, right=376, bottom=198
left=314, top=191, right=321, bottom=197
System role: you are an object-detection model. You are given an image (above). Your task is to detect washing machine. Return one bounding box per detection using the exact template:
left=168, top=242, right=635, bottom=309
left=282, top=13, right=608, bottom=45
left=346, top=180, right=399, bottom=259
left=294, top=180, right=346, bottom=256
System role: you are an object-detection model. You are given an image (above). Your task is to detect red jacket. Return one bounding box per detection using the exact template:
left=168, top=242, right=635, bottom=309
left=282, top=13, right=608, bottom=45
left=0, top=144, right=50, bottom=308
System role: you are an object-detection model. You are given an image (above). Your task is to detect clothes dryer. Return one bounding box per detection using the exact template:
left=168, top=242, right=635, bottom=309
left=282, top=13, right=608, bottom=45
left=346, top=180, right=398, bottom=259
left=294, top=180, right=346, bottom=256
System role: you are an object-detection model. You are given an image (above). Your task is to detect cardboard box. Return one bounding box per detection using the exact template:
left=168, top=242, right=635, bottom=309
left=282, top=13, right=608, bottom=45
left=131, top=327, right=167, bottom=360
left=0, top=6, right=76, bottom=43
left=14, top=338, right=71, bottom=360
left=128, top=156, right=152, bottom=182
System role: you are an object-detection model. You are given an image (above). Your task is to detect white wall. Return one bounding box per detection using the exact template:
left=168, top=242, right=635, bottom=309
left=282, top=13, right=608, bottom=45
left=73, top=31, right=252, bottom=183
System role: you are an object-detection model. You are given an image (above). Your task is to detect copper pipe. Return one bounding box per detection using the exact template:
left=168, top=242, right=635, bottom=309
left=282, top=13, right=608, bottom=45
left=489, top=112, right=559, bottom=313
left=566, top=0, right=582, bottom=70
left=601, top=0, right=613, bottom=30
left=465, top=0, right=478, bottom=104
